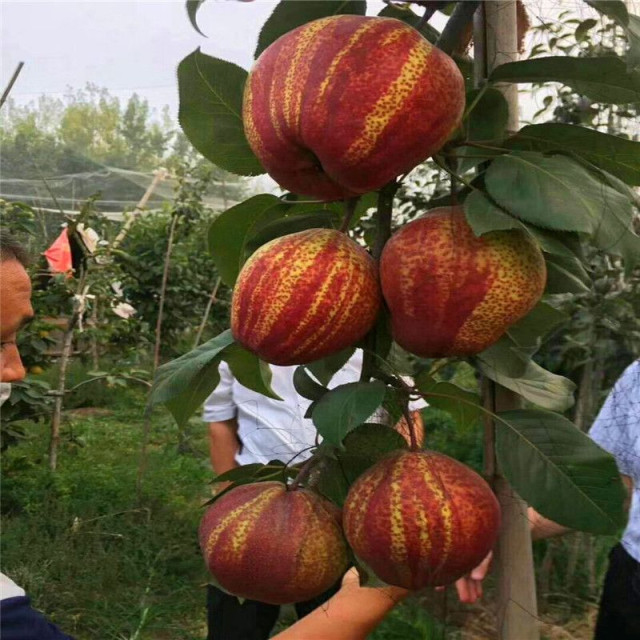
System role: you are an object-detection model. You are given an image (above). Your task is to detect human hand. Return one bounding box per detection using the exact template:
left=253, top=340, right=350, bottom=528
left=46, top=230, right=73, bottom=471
left=452, top=552, right=493, bottom=604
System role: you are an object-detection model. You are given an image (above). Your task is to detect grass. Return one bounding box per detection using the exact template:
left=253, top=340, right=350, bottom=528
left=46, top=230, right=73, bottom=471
left=1, top=386, right=212, bottom=640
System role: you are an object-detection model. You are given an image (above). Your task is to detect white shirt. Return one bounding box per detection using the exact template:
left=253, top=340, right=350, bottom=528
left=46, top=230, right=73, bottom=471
left=203, top=349, right=426, bottom=466
left=589, top=359, right=640, bottom=562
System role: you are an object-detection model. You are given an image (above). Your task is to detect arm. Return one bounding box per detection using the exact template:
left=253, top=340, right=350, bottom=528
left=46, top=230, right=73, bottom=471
left=272, top=569, right=408, bottom=640
left=208, top=418, right=240, bottom=481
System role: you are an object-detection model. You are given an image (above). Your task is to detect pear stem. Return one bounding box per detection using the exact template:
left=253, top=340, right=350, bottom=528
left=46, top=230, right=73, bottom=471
left=289, top=454, right=318, bottom=491
left=339, top=197, right=359, bottom=233
left=401, top=402, right=419, bottom=452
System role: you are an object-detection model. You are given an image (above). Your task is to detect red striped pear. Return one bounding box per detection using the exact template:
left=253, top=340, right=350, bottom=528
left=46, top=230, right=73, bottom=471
left=380, top=206, right=546, bottom=357
left=343, top=450, right=500, bottom=588
left=243, top=15, right=465, bottom=201
left=199, top=482, right=348, bottom=604
left=231, top=228, right=380, bottom=365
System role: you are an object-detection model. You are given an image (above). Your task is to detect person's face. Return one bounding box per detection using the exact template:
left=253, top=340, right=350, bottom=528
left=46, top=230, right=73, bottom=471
left=0, top=259, right=34, bottom=383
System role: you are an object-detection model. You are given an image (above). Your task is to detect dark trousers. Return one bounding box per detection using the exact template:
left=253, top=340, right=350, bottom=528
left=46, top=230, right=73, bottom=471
left=206, top=582, right=341, bottom=640
left=594, top=544, right=640, bottom=640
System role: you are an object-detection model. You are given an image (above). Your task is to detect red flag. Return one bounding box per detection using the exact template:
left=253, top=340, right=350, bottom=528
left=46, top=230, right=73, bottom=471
left=44, top=229, right=72, bottom=273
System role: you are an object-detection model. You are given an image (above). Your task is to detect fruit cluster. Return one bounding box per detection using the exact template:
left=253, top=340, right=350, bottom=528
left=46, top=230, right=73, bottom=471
left=201, top=15, right=546, bottom=602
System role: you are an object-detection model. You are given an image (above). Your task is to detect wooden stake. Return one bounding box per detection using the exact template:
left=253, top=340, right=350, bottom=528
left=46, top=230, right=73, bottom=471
left=475, top=3, right=539, bottom=638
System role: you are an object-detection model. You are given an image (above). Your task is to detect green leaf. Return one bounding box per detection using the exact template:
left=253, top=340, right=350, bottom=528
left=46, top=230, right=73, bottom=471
left=306, top=347, right=355, bottom=387
left=485, top=152, right=592, bottom=232
left=293, top=366, right=328, bottom=402
left=585, top=1, right=640, bottom=71
left=255, top=0, right=366, bottom=58
left=585, top=0, right=628, bottom=25
left=478, top=357, right=576, bottom=412
left=186, top=0, right=207, bottom=36
left=314, top=424, right=406, bottom=506
left=527, top=227, right=583, bottom=259
left=312, top=381, right=387, bottom=446
left=496, top=409, right=627, bottom=534
left=507, top=302, right=568, bottom=352
left=476, top=336, right=530, bottom=379
left=148, top=330, right=235, bottom=427
left=485, top=152, right=640, bottom=268
left=243, top=210, right=340, bottom=255
left=414, top=373, right=482, bottom=430
left=207, top=461, right=296, bottom=505
left=377, top=4, right=440, bottom=43
left=208, top=195, right=289, bottom=287
left=489, top=56, right=640, bottom=103
left=574, top=18, right=598, bottom=42
left=463, top=190, right=526, bottom=236
left=506, top=123, right=640, bottom=185
left=178, top=49, right=263, bottom=176
left=458, top=88, right=510, bottom=172
left=223, top=344, right=281, bottom=400
left=545, top=254, right=591, bottom=294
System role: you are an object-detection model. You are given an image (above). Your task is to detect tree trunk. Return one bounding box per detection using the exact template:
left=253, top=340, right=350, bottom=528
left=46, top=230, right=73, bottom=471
left=476, top=3, right=539, bottom=638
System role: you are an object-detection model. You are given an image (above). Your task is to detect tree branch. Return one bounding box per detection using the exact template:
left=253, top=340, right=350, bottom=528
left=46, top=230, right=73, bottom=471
left=436, top=1, right=480, bottom=55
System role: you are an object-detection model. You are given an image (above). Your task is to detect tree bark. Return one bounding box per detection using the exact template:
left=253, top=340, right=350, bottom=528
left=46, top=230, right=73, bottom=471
left=476, top=3, right=539, bottom=638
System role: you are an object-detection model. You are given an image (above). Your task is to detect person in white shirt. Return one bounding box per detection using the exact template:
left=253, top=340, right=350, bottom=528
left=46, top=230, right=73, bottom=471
left=202, top=349, right=425, bottom=640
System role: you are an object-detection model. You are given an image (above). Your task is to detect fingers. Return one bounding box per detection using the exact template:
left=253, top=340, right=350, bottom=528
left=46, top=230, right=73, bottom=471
left=471, top=551, right=493, bottom=581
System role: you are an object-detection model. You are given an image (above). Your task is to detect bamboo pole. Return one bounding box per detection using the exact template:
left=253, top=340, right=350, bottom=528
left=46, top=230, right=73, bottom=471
left=111, top=168, right=168, bottom=251
left=475, top=3, right=540, bottom=638
left=49, top=270, right=88, bottom=471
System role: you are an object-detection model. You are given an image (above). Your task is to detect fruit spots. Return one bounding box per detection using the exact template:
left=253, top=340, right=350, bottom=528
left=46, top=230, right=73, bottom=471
left=200, top=482, right=349, bottom=604
left=343, top=451, right=500, bottom=588
left=381, top=206, right=546, bottom=356
left=232, top=228, right=380, bottom=365
left=343, top=43, right=431, bottom=165
left=243, top=15, right=465, bottom=201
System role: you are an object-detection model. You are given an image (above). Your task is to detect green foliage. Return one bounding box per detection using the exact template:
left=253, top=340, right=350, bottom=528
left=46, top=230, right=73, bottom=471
left=585, top=0, right=640, bottom=70
left=490, top=56, right=640, bottom=104
left=186, top=0, right=207, bottom=36
left=496, top=409, right=627, bottom=534
left=484, top=151, right=640, bottom=269
left=149, top=330, right=235, bottom=427
left=457, top=87, right=510, bottom=172
left=414, top=373, right=482, bottom=431
left=177, top=50, right=263, bottom=176
left=0, top=379, right=52, bottom=451
left=313, top=423, right=407, bottom=506
left=506, top=123, right=640, bottom=185
left=312, top=381, right=387, bottom=446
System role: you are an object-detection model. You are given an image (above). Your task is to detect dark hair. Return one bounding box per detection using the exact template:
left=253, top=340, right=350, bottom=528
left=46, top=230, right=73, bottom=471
left=0, top=232, right=30, bottom=267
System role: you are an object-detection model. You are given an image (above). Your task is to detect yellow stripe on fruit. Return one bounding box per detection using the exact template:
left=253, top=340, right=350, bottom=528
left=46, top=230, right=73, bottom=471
left=343, top=42, right=432, bottom=164
left=283, top=19, right=332, bottom=131
left=243, top=81, right=263, bottom=156
left=346, top=463, right=385, bottom=546
left=315, top=19, right=380, bottom=103
left=418, top=456, right=453, bottom=564
left=204, top=486, right=279, bottom=560
left=389, top=459, right=407, bottom=563
left=248, top=233, right=326, bottom=347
